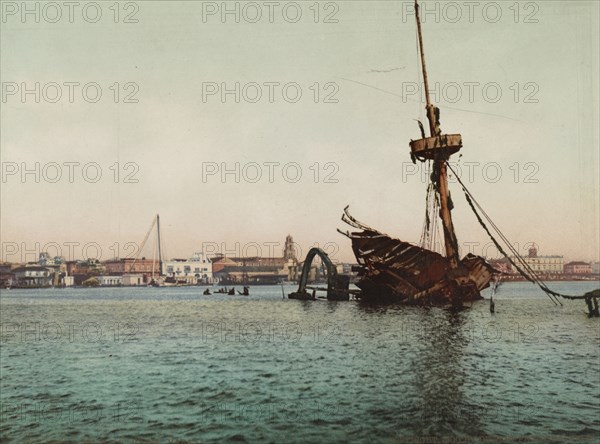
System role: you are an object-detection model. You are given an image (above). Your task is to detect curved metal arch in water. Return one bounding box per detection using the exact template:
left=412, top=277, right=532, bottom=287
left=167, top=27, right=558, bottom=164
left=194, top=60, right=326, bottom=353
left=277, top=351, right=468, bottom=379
left=289, top=248, right=349, bottom=301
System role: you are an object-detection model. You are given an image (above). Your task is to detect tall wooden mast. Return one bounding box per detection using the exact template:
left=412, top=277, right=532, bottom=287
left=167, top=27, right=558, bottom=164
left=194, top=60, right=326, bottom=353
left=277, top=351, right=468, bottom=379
left=156, top=214, right=163, bottom=276
left=413, top=0, right=460, bottom=269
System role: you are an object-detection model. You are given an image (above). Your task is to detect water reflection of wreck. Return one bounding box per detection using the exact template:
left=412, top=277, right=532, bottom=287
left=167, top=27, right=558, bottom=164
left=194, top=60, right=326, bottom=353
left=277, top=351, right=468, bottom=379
left=337, top=1, right=494, bottom=306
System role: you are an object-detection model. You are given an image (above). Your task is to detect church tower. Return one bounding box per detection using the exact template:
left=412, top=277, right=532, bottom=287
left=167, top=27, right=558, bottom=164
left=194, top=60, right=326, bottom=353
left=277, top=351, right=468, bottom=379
left=283, top=235, right=296, bottom=260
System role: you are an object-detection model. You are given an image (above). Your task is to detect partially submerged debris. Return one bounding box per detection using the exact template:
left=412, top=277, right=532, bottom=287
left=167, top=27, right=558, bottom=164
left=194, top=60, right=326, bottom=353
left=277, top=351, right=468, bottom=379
left=333, top=1, right=494, bottom=306
left=338, top=207, right=494, bottom=305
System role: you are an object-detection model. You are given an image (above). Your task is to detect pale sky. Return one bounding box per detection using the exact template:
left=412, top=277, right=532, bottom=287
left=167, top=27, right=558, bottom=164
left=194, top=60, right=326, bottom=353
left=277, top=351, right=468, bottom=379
left=1, top=1, right=598, bottom=264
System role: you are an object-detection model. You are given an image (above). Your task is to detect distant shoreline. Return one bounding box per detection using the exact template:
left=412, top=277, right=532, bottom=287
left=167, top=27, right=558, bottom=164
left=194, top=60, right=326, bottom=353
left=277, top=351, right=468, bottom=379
left=3, top=278, right=599, bottom=291
left=497, top=274, right=600, bottom=282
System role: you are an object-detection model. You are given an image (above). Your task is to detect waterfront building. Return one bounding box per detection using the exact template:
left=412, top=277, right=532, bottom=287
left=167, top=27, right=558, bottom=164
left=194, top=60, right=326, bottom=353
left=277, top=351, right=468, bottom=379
left=210, top=235, right=299, bottom=284
left=122, top=274, right=144, bottom=286
left=211, top=257, right=239, bottom=274
left=97, top=276, right=123, bottom=286
left=38, top=253, right=69, bottom=286
left=511, top=247, right=563, bottom=274
left=0, top=263, right=15, bottom=287
left=104, top=258, right=160, bottom=283
left=66, top=259, right=105, bottom=276
left=163, top=252, right=214, bottom=284
left=488, top=258, right=512, bottom=274
left=213, top=259, right=293, bottom=284
left=66, top=259, right=105, bottom=285
left=564, top=261, right=592, bottom=274
left=592, top=262, right=600, bottom=274
left=12, top=266, right=53, bottom=287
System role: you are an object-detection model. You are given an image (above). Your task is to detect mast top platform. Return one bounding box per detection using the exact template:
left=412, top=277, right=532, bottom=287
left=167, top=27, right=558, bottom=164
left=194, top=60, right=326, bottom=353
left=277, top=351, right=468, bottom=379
left=410, top=134, right=462, bottom=161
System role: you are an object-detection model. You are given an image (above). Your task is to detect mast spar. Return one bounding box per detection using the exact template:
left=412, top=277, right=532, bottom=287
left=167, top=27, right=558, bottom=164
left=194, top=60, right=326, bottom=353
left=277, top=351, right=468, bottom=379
left=156, top=214, right=163, bottom=277
left=415, top=0, right=435, bottom=136
left=413, top=0, right=460, bottom=269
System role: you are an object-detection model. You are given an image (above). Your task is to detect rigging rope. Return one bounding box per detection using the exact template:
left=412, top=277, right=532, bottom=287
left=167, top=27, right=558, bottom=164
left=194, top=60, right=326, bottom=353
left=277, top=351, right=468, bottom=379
left=130, top=217, right=157, bottom=273
left=419, top=160, right=443, bottom=253
left=446, top=162, right=593, bottom=303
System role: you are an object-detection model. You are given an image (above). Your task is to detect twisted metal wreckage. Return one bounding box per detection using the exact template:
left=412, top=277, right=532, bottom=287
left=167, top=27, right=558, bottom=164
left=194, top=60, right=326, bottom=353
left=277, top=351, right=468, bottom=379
left=290, top=0, right=599, bottom=314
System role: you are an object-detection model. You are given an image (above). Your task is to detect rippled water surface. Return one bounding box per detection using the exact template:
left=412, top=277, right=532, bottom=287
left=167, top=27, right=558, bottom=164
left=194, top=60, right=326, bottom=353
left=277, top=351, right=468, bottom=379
left=1, top=282, right=599, bottom=443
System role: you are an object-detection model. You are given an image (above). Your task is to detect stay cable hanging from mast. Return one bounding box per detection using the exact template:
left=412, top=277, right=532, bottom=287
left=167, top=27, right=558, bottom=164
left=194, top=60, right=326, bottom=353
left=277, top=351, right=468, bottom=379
left=446, top=161, right=596, bottom=305
left=129, top=216, right=157, bottom=273
left=335, top=1, right=597, bottom=308
left=130, top=214, right=164, bottom=277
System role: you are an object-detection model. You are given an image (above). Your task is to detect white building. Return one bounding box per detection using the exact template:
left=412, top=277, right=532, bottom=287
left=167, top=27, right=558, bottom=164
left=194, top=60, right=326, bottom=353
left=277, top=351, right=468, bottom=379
left=12, top=266, right=53, bottom=287
left=97, top=276, right=123, bottom=286
left=163, top=252, right=214, bottom=284
left=122, top=274, right=144, bottom=286
left=511, top=247, right=563, bottom=274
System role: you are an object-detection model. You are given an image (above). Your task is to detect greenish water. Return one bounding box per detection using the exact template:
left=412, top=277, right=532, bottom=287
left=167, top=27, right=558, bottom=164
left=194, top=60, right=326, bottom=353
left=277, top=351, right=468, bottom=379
left=1, top=282, right=599, bottom=443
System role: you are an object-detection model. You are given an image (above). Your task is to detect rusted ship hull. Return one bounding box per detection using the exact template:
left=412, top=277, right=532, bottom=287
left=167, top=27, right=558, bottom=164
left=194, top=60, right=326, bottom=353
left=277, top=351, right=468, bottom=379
left=334, top=1, right=497, bottom=306
left=340, top=209, right=495, bottom=305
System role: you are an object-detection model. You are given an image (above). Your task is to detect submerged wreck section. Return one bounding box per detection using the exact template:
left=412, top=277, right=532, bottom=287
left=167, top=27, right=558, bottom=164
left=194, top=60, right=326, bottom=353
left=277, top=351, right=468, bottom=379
left=289, top=247, right=351, bottom=301
left=334, top=0, right=493, bottom=306
left=326, top=0, right=597, bottom=311
left=339, top=208, right=494, bottom=305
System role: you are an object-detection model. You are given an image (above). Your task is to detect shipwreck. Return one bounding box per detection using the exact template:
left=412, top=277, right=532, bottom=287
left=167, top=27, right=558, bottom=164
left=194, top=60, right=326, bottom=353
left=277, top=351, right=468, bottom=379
left=336, top=0, right=494, bottom=306
left=290, top=0, right=598, bottom=314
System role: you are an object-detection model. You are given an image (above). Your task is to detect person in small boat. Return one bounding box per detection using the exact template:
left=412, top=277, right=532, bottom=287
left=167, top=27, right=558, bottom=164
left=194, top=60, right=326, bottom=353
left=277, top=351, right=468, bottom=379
left=242, top=286, right=249, bottom=296
left=228, top=287, right=235, bottom=295
left=203, top=288, right=211, bottom=295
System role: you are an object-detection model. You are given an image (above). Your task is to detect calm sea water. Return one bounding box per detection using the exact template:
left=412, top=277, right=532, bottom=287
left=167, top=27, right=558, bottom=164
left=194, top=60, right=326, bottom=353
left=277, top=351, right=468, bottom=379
left=1, top=281, right=599, bottom=443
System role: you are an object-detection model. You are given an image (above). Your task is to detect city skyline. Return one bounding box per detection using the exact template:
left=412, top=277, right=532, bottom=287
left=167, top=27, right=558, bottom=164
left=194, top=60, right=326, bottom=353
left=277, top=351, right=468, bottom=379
left=2, top=1, right=599, bottom=264
left=0, top=227, right=597, bottom=265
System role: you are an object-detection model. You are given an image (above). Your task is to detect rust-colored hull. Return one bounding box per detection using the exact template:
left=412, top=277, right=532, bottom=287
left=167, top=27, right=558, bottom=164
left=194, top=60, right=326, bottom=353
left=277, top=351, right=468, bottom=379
left=340, top=210, right=494, bottom=306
